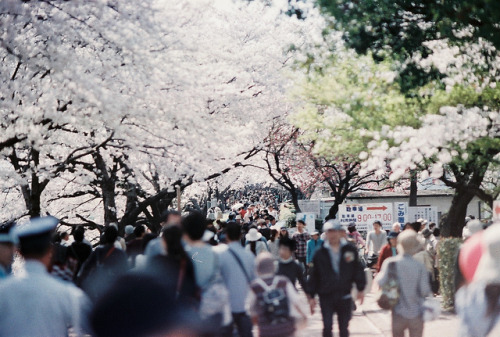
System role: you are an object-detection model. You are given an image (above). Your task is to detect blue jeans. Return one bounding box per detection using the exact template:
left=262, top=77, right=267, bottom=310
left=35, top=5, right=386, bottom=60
left=319, top=294, right=352, bottom=337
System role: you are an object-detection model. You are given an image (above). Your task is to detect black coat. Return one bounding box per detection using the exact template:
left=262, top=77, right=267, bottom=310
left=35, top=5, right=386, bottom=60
left=306, top=242, right=366, bottom=298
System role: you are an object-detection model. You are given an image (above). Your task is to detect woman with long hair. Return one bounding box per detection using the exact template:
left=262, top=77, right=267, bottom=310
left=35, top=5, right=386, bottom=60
left=267, top=228, right=280, bottom=258
left=148, top=226, right=198, bottom=304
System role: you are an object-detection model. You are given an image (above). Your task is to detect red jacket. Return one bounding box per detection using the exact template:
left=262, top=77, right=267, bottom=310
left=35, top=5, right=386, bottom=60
left=376, top=244, right=398, bottom=272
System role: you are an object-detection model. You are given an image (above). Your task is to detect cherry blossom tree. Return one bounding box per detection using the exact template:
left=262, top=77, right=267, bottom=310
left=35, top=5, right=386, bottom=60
left=0, top=0, right=322, bottom=230
left=361, top=103, right=500, bottom=236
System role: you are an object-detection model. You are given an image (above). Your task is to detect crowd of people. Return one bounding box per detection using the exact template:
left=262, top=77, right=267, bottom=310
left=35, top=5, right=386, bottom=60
left=0, top=205, right=498, bottom=337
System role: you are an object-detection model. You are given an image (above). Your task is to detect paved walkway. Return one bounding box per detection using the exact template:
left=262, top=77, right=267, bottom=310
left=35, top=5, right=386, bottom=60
left=297, top=291, right=459, bottom=337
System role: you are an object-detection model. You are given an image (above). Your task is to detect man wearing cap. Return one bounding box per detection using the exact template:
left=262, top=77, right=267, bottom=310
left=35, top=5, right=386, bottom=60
left=306, top=231, right=323, bottom=267
left=307, top=220, right=366, bottom=337
left=0, top=221, right=16, bottom=279
left=0, top=216, right=91, bottom=336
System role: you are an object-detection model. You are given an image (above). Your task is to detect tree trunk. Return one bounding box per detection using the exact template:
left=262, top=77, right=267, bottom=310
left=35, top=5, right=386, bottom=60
left=327, top=202, right=339, bottom=221
left=440, top=188, right=475, bottom=237
left=290, top=188, right=301, bottom=213
left=409, top=170, right=418, bottom=206
left=93, top=152, right=118, bottom=227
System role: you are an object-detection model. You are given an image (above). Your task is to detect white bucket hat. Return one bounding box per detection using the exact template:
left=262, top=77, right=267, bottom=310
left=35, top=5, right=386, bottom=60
left=245, top=228, right=262, bottom=242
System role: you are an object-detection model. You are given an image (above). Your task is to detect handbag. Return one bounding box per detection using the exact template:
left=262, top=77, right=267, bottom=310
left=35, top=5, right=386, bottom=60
left=376, top=261, right=399, bottom=310
left=422, top=297, right=441, bottom=321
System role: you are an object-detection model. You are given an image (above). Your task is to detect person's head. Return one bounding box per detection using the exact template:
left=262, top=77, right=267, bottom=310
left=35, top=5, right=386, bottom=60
left=433, top=228, right=441, bottom=238
left=279, top=226, right=288, bottom=238
left=373, top=221, right=382, bottom=232
left=17, top=217, right=58, bottom=266
left=73, top=227, right=85, bottom=243
left=417, top=218, right=427, bottom=231
left=296, top=220, right=305, bottom=231
left=387, top=231, right=399, bottom=247
left=90, top=273, right=198, bottom=337
left=278, top=237, right=295, bottom=260
left=323, top=220, right=344, bottom=245
left=311, top=231, right=320, bottom=240
left=225, top=222, right=242, bottom=242
left=160, top=210, right=182, bottom=227
left=133, top=225, right=146, bottom=238
left=0, top=221, right=16, bottom=269
left=124, top=225, right=134, bottom=236
left=103, top=225, right=119, bottom=245
left=255, top=252, right=275, bottom=277
left=422, top=228, right=432, bottom=240
left=407, top=222, right=420, bottom=232
left=141, top=233, right=158, bottom=251
left=182, top=212, right=206, bottom=242
left=60, top=232, right=69, bottom=241
left=270, top=229, right=278, bottom=242
left=347, top=223, right=356, bottom=234
left=392, top=222, right=401, bottom=233
left=162, top=226, right=186, bottom=260
left=429, top=222, right=436, bottom=230
left=397, top=230, right=422, bottom=256
left=404, top=222, right=412, bottom=231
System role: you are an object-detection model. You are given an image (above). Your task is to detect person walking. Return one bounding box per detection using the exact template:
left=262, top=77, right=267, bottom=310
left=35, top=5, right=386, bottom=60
left=147, top=225, right=198, bottom=305
left=77, top=225, right=128, bottom=301
left=346, top=223, right=365, bottom=248
left=376, top=231, right=399, bottom=273
left=307, top=220, right=366, bottom=337
left=277, top=237, right=307, bottom=291
left=292, top=220, right=310, bottom=275
left=246, top=228, right=269, bottom=256
left=247, top=252, right=307, bottom=337
left=366, top=221, right=387, bottom=267
left=67, top=226, right=92, bottom=281
left=306, top=231, right=323, bottom=268
left=268, top=227, right=280, bottom=259
left=377, top=230, right=431, bottom=337
left=218, top=222, right=255, bottom=337
left=0, top=217, right=92, bottom=336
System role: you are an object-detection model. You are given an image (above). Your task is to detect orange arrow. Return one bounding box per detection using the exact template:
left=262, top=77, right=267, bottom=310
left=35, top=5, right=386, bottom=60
left=367, top=206, right=387, bottom=211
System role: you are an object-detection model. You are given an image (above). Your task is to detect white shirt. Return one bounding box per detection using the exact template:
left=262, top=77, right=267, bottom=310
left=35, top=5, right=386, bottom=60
left=0, top=260, right=92, bottom=337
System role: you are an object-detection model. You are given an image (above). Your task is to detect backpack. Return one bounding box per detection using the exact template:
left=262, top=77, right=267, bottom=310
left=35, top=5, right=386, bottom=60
left=251, top=277, right=295, bottom=337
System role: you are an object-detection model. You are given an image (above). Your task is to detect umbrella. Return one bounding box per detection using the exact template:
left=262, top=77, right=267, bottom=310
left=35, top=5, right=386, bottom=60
left=232, top=203, right=244, bottom=211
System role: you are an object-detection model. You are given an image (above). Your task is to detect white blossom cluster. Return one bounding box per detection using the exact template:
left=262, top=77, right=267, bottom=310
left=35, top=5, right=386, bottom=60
left=360, top=106, right=500, bottom=181
left=0, top=0, right=324, bottom=222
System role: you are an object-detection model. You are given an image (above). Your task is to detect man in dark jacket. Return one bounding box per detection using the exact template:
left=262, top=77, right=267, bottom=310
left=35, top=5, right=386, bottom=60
left=307, top=220, right=366, bottom=337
